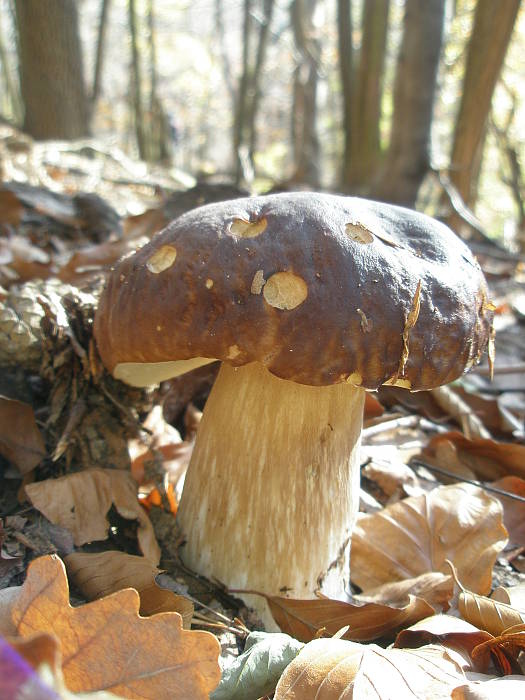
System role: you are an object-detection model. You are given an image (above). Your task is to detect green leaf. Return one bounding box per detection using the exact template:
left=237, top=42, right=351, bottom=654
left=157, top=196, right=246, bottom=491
left=211, top=631, right=304, bottom=700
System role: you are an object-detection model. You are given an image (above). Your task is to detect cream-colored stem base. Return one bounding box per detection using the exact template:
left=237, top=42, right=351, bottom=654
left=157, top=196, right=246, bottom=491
left=176, top=362, right=365, bottom=629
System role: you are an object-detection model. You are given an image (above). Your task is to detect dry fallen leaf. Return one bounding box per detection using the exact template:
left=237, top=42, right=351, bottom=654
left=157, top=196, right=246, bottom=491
left=65, top=551, right=193, bottom=627
left=12, top=555, right=220, bottom=698
left=273, top=636, right=471, bottom=699
left=25, top=468, right=160, bottom=564
left=363, top=393, right=384, bottom=420
left=353, top=572, right=453, bottom=612
left=2, top=632, right=124, bottom=698
left=489, top=476, right=525, bottom=546
left=351, top=484, right=507, bottom=595
left=243, top=591, right=435, bottom=642
left=0, top=586, right=20, bottom=636
left=421, top=432, right=525, bottom=481
left=491, top=583, right=525, bottom=610
left=458, top=585, right=525, bottom=637
left=0, top=396, right=46, bottom=474
left=361, top=460, right=424, bottom=500
left=452, top=675, right=525, bottom=699
left=394, top=614, right=494, bottom=673
left=471, top=623, right=525, bottom=675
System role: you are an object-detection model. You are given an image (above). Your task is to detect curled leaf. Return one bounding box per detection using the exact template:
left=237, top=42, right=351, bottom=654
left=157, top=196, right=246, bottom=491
left=25, top=468, right=160, bottom=563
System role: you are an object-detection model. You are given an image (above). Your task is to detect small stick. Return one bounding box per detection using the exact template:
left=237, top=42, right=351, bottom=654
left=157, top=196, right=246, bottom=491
left=472, top=363, right=525, bottom=376
left=361, top=414, right=419, bottom=440
left=411, top=459, right=525, bottom=504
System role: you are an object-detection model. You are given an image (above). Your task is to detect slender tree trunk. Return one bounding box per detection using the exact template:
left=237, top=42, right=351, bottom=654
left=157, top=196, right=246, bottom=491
left=0, top=8, right=22, bottom=123
left=345, top=0, right=390, bottom=190
left=290, top=0, right=320, bottom=187
left=373, top=0, right=445, bottom=207
left=337, top=0, right=353, bottom=188
left=214, top=0, right=236, bottom=106
left=445, top=0, right=521, bottom=229
left=247, top=0, right=275, bottom=163
left=14, top=0, right=89, bottom=139
left=91, top=0, right=111, bottom=111
left=128, top=0, right=147, bottom=159
left=233, top=0, right=254, bottom=184
left=233, top=0, right=275, bottom=186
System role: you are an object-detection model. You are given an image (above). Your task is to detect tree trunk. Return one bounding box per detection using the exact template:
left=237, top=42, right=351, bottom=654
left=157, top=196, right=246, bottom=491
left=233, top=0, right=255, bottom=185
left=14, top=0, right=89, bottom=140
left=91, top=0, right=112, bottom=111
left=0, top=8, right=22, bottom=124
left=373, top=0, right=445, bottom=207
left=445, top=0, right=521, bottom=229
left=337, top=0, right=353, bottom=188
left=233, top=0, right=274, bottom=186
left=344, top=0, right=390, bottom=191
left=290, top=0, right=320, bottom=187
left=247, top=0, right=275, bottom=164
left=128, top=0, right=147, bottom=160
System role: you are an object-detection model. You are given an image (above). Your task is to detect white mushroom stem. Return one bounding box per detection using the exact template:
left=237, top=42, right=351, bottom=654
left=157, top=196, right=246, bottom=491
left=176, top=361, right=365, bottom=630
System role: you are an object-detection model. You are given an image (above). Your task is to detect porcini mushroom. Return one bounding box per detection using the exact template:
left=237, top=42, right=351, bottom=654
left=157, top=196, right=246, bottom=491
left=94, top=192, right=493, bottom=628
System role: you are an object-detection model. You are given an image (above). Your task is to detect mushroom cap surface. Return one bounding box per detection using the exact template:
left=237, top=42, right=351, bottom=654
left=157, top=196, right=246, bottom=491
left=94, top=192, right=493, bottom=390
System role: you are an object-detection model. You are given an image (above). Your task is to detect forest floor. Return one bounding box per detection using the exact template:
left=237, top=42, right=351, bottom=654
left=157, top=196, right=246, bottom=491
left=1, top=125, right=525, bottom=698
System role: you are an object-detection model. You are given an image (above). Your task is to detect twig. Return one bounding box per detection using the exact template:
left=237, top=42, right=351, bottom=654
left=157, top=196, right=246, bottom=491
left=430, top=385, right=491, bottom=440
left=472, top=363, right=525, bottom=376
left=411, top=459, right=525, bottom=504
left=361, top=414, right=419, bottom=440
left=191, top=611, right=246, bottom=637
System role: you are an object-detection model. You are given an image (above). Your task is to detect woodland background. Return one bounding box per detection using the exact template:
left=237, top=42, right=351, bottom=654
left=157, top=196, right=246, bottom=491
left=0, top=0, right=524, bottom=243
left=1, top=1, right=525, bottom=699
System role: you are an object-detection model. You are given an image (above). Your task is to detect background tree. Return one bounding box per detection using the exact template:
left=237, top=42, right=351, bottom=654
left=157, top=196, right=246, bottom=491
left=233, top=0, right=275, bottom=186
left=290, top=0, right=320, bottom=187
left=339, top=0, right=390, bottom=192
left=90, top=0, right=112, bottom=119
left=128, top=0, right=171, bottom=162
left=445, top=0, right=522, bottom=232
left=14, top=0, right=89, bottom=139
left=373, top=0, right=445, bottom=207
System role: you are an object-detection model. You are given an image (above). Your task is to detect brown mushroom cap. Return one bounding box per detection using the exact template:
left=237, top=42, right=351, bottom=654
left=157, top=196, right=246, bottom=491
left=94, top=192, right=492, bottom=390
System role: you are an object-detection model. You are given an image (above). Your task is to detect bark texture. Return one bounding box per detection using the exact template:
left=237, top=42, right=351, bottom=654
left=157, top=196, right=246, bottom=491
left=15, top=0, right=89, bottom=139
left=290, top=0, right=320, bottom=187
left=373, top=0, right=445, bottom=207
left=337, top=0, right=353, bottom=188
left=446, top=0, right=521, bottom=227
left=343, top=0, right=390, bottom=191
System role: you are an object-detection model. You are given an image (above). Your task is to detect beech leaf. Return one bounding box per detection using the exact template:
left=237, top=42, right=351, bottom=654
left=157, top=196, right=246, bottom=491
left=64, top=551, right=193, bottom=627
left=25, top=468, right=160, bottom=564
left=274, top=637, right=470, bottom=699
left=351, top=484, right=507, bottom=595
left=12, top=555, right=221, bottom=698
left=243, top=591, right=435, bottom=642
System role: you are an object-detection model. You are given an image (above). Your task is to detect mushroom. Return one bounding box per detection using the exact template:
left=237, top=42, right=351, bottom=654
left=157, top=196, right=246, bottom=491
left=94, top=192, right=493, bottom=628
